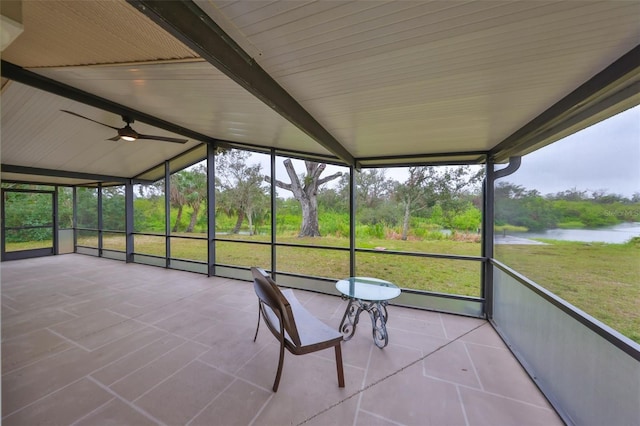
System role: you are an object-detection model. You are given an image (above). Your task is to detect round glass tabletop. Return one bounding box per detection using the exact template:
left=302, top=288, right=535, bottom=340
left=335, top=277, right=401, bottom=301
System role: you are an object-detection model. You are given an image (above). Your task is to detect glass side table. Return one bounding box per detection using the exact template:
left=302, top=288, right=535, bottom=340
left=336, top=277, right=401, bottom=348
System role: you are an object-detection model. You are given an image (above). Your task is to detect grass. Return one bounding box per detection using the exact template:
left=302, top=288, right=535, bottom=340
left=4, top=240, right=54, bottom=251
left=7, top=235, right=638, bottom=343
left=496, top=239, right=639, bottom=343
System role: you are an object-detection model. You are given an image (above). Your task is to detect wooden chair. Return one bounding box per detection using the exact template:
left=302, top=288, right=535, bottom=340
left=251, top=267, right=345, bottom=392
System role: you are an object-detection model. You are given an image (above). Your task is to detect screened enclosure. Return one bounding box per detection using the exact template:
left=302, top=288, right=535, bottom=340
left=1, top=1, right=639, bottom=424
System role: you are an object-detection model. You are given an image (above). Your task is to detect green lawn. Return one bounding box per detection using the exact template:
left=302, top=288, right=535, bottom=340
left=7, top=236, right=638, bottom=343
left=496, top=239, right=639, bottom=343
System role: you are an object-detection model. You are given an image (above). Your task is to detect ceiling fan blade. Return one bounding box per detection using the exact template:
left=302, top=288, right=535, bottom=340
left=61, top=110, right=121, bottom=131
left=137, top=134, right=189, bottom=144
left=107, top=135, right=121, bottom=141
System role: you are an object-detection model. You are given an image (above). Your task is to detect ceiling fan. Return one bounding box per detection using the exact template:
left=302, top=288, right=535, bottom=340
left=61, top=110, right=188, bottom=144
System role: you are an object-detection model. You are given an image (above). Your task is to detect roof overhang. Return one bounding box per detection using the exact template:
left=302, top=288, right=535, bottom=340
left=1, top=1, right=638, bottom=185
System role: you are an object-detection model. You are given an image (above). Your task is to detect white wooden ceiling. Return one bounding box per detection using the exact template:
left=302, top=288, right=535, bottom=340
left=1, top=0, right=639, bottom=185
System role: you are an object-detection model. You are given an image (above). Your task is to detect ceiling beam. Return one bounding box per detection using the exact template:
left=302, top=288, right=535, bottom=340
left=490, top=44, right=640, bottom=162
left=0, top=164, right=140, bottom=184
left=127, top=0, right=357, bottom=168
left=0, top=60, right=218, bottom=144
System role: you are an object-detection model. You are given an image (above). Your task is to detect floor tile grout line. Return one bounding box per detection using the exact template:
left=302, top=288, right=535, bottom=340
left=47, top=313, right=145, bottom=348
left=384, top=324, right=451, bottom=341
left=456, top=384, right=472, bottom=426
left=1, top=375, right=95, bottom=420
left=352, top=344, right=374, bottom=426
left=184, top=377, right=238, bottom=426
left=358, top=409, right=406, bottom=426
left=2, top=332, right=170, bottom=417
left=306, top=350, right=367, bottom=372
left=125, top=316, right=222, bottom=353
left=1, top=312, right=74, bottom=343
left=101, top=283, right=224, bottom=327
left=297, top=322, right=487, bottom=426
left=67, top=396, right=117, bottom=426
left=421, top=372, right=484, bottom=390
left=84, top=376, right=167, bottom=426
left=58, top=307, right=82, bottom=318
left=106, top=339, right=193, bottom=390
left=196, top=356, right=274, bottom=394
left=194, top=325, right=368, bottom=395
left=423, top=365, right=560, bottom=411
left=448, top=379, right=559, bottom=411
left=2, top=293, right=18, bottom=302
left=438, top=312, right=449, bottom=339
left=2, top=306, right=81, bottom=335
left=1, top=303, right=19, bottom=314
left=1, top=345, right=76, bottom=378
left=62, top=317, right=168, bottom=353
left=132, top=357, right=202, bottom=404
left=463, top=338, right=485, bottom=391
left=460, top=338, right=513, bottom=350
left=45, top=328, right=94, bottom=352
left=84, top=331, right=167, bottom=375
left=143, top=309, right=226, bottom=337
left=249, top=392, right=276, bottom=426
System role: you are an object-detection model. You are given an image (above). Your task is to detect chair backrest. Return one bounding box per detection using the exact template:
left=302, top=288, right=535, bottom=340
left=251, top=267, right=301, bottom=347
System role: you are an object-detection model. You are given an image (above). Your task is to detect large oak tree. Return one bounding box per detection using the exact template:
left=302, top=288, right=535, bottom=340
left=273, top=160, right=342, bottom=237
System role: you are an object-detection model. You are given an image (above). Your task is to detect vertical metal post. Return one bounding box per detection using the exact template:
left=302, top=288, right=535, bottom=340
left=349, top=165, right=356, bottom=277
left=97, top=183, right=103, bottom=257
left=483, top=159, right=496, bottom=319
left=1, top=189, right=6, bottom=261
left=73, top=186, right=77, bottom=253
left=484, top=156, right=521, bottom=319
left=125, top=180, right=134, bottom=263
left=270, top=150, right=277, bottom=279
left=53, top=187, right=59, bottom=255
left=207, top=143, right=216, bottom=277
left=164, top=160, right=171, bottom=268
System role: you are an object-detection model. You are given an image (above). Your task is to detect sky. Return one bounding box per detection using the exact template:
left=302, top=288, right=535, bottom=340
left=505, top=105, right=640, bottom=197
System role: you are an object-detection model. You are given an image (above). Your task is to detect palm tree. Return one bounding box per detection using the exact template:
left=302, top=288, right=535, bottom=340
left=170, top=165, right=207, bottom=233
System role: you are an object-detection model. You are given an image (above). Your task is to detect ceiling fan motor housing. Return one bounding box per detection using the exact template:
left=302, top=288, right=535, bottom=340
left=118, top=124, right=139, bottom=141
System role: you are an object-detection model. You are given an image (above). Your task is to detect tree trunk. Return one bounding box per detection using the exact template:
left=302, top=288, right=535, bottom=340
left=247, top=209, right=254, bottom=236
left=186, top=206, right=199, bottom=233
left=232, top=211, right=245, bottom=234
left=272, top=159, right=341, bottom=238
left=172, top=205, right=183, bottom=233
left=401, top=200, right=411, bottom=241
left=299, top=196, right=321, bottom=237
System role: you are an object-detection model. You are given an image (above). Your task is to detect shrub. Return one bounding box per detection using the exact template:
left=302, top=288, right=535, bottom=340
left=494, top=224, right=528, bottom=236
left=626, top=236, right=640, bottom=247
left=451, top=206, right=481, bottom=231
left=557, top=221, right=586, bottom=229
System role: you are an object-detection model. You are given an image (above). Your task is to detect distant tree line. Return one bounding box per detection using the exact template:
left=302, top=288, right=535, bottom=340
left=3, top=160, right=639, bottom=243
left=495, top=182, right=640, bottom=231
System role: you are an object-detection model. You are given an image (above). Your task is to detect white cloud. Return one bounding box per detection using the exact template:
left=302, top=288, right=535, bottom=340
left=505, top=105, right=640, bottom=197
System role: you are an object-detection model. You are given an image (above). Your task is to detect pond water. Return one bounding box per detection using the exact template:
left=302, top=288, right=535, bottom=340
left=514, top=222, right=640, bottom=244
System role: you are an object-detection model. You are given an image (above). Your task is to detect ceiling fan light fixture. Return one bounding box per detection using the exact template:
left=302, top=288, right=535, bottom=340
left=118, top=124, right=138, bottom=141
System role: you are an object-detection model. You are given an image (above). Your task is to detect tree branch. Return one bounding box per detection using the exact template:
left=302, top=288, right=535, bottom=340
left=317, top=172, right=343, bottom=186
left=273, top=179, right=292, bottom=191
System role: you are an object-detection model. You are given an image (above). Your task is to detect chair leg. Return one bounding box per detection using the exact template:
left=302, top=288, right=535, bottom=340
left=253, top=305, right=261, bottom=342
left=335, top=343, right=345, bottom=388
left=272, top=340, right=286, bottom=392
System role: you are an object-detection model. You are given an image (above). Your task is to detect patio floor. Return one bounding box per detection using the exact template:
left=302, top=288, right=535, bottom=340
left=1, top=254, right=562, bottom=426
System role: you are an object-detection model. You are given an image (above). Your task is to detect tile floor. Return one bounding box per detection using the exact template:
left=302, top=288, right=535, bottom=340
left=1, top=254, right=563, bottom=425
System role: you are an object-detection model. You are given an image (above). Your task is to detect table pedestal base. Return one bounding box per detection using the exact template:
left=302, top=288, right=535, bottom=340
left=338, top=297, right=390, bottom=348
